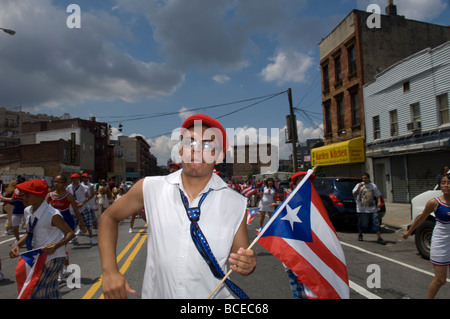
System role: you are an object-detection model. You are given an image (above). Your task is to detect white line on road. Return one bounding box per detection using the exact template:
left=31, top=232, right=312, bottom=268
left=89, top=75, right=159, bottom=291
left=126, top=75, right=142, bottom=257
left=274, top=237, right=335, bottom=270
left=349, top=280, right=382, bottom=299
left=341, top=241, right=450, bottom=282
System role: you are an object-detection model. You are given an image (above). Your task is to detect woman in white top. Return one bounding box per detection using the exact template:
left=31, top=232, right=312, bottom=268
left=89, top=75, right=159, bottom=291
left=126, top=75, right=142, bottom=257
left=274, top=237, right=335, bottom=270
left=257, top=178, right=277, bottom=231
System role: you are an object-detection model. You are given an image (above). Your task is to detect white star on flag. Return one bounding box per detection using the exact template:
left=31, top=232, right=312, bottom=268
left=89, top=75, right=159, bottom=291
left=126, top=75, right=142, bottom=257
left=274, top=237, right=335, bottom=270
left=281, top=204, right=302, bottom=231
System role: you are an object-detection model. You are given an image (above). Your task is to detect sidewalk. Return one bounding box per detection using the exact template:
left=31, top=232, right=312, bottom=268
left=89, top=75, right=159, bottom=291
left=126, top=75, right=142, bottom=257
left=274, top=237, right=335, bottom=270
left=382, top=203, right=412, bottom=231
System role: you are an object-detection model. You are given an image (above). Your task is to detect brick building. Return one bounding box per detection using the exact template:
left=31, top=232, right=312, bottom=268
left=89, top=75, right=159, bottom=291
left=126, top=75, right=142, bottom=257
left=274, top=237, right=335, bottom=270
left=313, top=1, right=450, bottom=177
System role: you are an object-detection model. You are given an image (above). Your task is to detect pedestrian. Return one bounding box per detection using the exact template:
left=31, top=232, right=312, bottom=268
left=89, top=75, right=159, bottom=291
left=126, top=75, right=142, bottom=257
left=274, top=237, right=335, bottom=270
left=97, top=179, right=112, bottom=214
left=98, top=114, right=256, bottom=299
left=352, top=173, right=386, bottom=245
left=81, top=173, right=98, bottom=235
left=129, top=209, right=147, bottom=233
left=9, top=179, right=75, bottom=299
left=46, top=175, right=87, bottom=275
left=169, top=162, right=181, bottom=173
left=273, top=171, right=318, bottom=299
left=66, top=173, right=97, bottom=246
left=257, top=177, right=277, bottom=231
left=437, top=165, right=449, bottom=187
left=2, top=180, right=16, bottom=236
left=403, top=174, right=450, bottom=299
left=0, top=176, right=26, bottom=245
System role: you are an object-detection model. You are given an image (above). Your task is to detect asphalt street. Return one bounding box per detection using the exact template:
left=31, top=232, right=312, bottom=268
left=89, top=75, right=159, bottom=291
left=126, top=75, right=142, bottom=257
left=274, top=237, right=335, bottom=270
left=0, top=204, right=448, bottom=300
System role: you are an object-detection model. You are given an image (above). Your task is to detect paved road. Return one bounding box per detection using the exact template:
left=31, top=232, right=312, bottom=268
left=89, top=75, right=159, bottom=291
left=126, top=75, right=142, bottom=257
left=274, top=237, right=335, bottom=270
left=0, top=212, right=448, bottom=300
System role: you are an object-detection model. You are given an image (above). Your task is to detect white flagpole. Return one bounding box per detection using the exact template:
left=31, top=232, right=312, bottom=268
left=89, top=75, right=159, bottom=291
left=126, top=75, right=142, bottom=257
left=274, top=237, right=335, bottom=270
left=207, top=165, right=318, bottom=299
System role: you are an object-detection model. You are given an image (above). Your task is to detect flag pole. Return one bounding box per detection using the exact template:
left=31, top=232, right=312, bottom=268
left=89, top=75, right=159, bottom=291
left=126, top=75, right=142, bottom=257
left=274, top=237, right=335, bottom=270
left=207, top=165, right=319, bottom=299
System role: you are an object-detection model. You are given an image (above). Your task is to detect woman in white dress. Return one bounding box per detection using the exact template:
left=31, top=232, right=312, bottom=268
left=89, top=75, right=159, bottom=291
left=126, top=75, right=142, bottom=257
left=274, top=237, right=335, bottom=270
left=257, top=178, right=277, bottom=231
left=403, top=174, right=450, bottom=298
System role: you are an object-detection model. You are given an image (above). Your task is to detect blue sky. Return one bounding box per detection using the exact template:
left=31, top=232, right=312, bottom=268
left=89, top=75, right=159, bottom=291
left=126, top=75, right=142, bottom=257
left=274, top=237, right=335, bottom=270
left=0, top=0, right=449, bottom=164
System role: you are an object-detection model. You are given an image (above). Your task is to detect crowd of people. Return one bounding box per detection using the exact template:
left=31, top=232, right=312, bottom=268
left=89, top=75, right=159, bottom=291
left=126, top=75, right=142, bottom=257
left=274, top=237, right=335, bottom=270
left=0, top=172, right=141, bottom=292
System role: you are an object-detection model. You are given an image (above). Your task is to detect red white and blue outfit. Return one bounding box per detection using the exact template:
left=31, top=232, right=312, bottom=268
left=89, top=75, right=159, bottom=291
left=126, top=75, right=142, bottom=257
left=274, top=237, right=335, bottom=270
left=430, top=197, right=450, bottom=266
left=48, top=192, right=75, bottom=231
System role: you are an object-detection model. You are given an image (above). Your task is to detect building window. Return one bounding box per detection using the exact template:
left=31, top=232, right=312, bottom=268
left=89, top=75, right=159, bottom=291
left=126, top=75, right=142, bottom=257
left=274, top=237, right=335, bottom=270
left=337, top=97, right=344, bottom=132
left=324, top=102, right=332, bottom=135
left=350, top=91, right=360, bottom=126
left=407, top=103, right=421, bottom=132
left=438, top=93, right=449, bottom=125
left=334, top=55, right=342, bottom=84
left=348, top=45, right=357, bottom=76
left=373, top=116, right=381, bottom=140
left=403, top=81, right=410, bottom=93
left=322, top=64, right=330, bottom=92
left=389, top=110, right=398, bottom=137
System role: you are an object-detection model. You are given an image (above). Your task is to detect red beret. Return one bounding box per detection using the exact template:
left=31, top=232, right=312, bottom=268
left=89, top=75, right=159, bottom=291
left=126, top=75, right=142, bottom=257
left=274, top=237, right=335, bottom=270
left=71, top=173, right=80, bottom=178
left=180, top=114, right=228, bottom=155
left=16, top=180, right=49, bottom=198
left=169, top=162, right=180, bottom=168
left=81, top=173, right=90, bottom=178
left=290, top=171, right=316, bottom=184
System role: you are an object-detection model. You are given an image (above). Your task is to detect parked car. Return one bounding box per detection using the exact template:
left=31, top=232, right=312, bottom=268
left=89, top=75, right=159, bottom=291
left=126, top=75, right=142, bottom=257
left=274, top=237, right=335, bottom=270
left=312, top=177, right=386, bottom=226
left=409, top=185, right=442, bottom=259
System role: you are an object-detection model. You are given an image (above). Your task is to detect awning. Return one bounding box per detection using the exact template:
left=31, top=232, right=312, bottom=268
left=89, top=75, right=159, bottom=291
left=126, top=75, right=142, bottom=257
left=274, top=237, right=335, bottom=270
left=311, top=137, right=365, bottom=166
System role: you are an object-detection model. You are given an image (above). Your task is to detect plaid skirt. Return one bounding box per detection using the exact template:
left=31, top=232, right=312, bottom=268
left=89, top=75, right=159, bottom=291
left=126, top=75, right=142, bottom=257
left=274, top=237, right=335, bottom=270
left=29, top=257, right=65, bottom=299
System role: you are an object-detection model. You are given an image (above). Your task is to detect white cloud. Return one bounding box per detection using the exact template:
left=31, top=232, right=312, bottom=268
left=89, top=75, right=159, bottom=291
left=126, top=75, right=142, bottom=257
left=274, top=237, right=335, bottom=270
left=278, top=120, right=323, bottom=160
left=212, top=74, right=231, bottom=84
left=0, top=0, right=185, bottom=108
left=260, top=49, right=315, bottom=85
left=178, top=106, right=195, bottom=122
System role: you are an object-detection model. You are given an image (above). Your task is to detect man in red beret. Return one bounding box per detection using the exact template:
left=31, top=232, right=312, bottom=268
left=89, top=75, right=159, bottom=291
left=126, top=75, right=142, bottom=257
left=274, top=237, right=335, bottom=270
left=9, top=180, right=75, bottom=299
left=99, top=114, right=256, bottom=299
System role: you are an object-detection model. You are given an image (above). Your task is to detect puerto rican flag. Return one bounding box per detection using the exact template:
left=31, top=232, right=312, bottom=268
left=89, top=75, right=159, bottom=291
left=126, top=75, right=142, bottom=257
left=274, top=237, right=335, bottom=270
left=241, top=185, right=257, bottom=198
left=257, top=170, right=349, bottom=299
left=246, top=208, right=260, bottom=225
left=15, top=248, right=47, bottom=299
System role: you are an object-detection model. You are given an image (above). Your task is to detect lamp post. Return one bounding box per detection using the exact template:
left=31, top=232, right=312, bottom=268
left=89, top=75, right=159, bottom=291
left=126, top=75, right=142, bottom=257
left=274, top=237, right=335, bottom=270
left=0, top=28, right=16, bottom=36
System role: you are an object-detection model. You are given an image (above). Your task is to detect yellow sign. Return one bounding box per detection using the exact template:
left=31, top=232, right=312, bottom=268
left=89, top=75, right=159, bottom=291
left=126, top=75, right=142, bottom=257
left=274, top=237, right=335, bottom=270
left=311, top=137, right=365, bottom=166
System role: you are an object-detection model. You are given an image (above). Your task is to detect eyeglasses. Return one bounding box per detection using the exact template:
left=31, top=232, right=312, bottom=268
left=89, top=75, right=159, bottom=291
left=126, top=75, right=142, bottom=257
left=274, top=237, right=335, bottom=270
left=181, top=139, right=216, bottom=152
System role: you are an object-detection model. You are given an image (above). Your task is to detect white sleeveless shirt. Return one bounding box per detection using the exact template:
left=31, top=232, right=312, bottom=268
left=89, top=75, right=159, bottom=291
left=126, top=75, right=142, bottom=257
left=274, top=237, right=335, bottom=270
left=141, top=169, right=247, bottom=299
left=24, top=201, right=66, bottom=263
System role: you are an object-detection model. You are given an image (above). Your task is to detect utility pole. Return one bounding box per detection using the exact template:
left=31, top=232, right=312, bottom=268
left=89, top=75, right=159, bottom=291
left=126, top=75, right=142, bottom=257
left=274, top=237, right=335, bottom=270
left=287, top=88, right=298, bottom=173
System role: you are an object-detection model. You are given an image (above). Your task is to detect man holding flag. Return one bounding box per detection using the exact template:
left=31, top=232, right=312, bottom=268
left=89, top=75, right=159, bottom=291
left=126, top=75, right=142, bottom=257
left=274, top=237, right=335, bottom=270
left=210, top=169, right=350, bottom=299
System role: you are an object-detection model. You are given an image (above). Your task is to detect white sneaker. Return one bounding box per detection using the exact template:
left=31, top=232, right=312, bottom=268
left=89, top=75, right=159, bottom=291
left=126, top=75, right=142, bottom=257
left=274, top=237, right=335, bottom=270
left=129, top=228, right=133, bottom=233
left=69, top=237, right=78, bottom=244
left=90, top=238, right=97, bottom=246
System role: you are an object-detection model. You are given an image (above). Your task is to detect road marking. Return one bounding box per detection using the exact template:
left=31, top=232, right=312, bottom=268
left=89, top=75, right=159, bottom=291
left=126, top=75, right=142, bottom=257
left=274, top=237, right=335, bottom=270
left=341, top=241, right=450, bottom=283
left=349, top=280, right=382, bottom=299
left=82, top=228, right=147, bottom=299
left=99, top=232, right=147, bottom=299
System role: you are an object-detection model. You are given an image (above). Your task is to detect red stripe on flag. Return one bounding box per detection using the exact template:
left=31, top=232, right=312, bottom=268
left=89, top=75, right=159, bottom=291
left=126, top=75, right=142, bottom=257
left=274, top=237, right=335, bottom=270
left=259, top=236, right=343, bottom=299
left=306, top=231, right=348, bottom=285
left=311, top=186, right=336, bottom=233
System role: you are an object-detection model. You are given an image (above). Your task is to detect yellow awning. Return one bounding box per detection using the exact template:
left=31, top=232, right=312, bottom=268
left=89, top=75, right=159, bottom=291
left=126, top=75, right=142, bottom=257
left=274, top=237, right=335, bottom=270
left=311, top=137, right=365, bottom=166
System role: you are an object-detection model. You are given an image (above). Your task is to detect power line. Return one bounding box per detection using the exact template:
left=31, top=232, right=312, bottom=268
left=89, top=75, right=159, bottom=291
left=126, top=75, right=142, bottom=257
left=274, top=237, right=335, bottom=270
left=134, top=90, right=288, bottom=139
left=102, top=91, right=287, bottom=124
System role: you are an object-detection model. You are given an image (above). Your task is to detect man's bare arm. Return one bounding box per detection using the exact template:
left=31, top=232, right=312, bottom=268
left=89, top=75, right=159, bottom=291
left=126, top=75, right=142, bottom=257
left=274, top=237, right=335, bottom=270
left=98, top=178, right=145, bottom=298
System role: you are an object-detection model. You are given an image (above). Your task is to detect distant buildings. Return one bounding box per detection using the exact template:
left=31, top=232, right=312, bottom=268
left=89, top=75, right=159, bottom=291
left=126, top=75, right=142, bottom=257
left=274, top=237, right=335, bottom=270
left=0, top=111, right=158, bottom=183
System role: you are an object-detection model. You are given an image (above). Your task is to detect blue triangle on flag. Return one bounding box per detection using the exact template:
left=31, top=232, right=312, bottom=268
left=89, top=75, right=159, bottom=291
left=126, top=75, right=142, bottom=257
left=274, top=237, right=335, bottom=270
left=262, top=180, right=313, bottom=242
